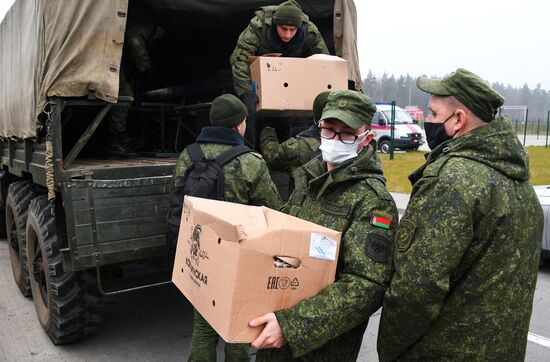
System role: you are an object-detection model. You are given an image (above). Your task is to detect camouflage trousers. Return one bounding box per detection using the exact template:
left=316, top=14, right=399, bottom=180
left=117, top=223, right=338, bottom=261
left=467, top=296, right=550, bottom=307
left=108, top=71, right=133, bottom=138
left=188, top=309, right=250, bottom=362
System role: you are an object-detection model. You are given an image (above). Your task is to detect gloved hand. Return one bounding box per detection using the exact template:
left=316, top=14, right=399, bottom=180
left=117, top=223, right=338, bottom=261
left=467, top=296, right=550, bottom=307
left=240, top=92, right=261, bottom=148
left=260, top=126, right=278, bottom=151
left=240, top=91, right=260, bottom=114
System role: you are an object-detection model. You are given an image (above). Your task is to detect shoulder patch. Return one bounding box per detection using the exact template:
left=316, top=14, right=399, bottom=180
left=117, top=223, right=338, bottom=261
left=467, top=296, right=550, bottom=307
left=371, top=211, right=392, bottom=229
left=395, top=218, right=416, bottom=252
left=365, top=234, right=390, bottom=263
left=320, top=200, right=350, bottom=217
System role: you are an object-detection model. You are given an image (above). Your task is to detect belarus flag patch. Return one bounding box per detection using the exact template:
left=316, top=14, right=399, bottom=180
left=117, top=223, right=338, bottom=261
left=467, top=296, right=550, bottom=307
left=371, top=212, right=392, bottom=229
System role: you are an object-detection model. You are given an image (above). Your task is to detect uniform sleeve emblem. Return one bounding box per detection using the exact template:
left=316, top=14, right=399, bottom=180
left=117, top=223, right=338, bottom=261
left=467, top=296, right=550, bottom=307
left=371, top=210, right=393, bottom=229
left=395, top=218, right=416, bottom=252
left=365, top=234, right=390, bottom=263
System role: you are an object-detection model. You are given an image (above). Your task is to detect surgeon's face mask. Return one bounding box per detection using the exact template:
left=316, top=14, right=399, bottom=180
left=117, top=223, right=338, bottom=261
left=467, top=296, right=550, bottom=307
left=319, top=130, right=370, bottom=165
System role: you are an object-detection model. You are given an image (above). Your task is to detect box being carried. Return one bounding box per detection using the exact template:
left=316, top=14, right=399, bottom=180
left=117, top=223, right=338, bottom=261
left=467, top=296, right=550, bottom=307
left=249, top=54, right=348, bottom=116
left=172, top=196, right=341, bottom=343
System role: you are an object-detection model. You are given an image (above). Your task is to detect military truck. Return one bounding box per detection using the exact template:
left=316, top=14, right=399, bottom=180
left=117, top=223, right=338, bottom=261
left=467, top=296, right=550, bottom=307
left=0, top=0, right=361, bottom=344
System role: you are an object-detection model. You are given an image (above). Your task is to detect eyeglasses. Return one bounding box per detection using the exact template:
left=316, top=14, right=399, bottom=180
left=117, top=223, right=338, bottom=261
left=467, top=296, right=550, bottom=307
left=319, top=127, right=370, bottom=144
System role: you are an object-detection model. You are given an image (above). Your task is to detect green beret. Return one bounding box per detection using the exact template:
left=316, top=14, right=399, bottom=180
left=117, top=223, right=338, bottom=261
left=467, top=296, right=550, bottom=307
left=417, top=68, right=505, bottom=122
left=313, top=91, right=331, bottom=123
left=210, top=94, right=248, bottom=128
left=320, top=90, right=376, bottom=129
left=273, top=0, right=303, bottom=28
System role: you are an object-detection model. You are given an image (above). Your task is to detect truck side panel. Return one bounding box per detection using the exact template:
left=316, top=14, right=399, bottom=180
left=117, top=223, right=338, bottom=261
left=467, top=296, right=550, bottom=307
left=63, top=175, right=173, bottom=270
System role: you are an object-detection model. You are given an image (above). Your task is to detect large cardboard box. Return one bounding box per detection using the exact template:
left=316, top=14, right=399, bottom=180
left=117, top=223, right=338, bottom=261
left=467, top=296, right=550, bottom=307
left=249, top=54, right=348, bottom=116
left=172, top=196, right=341, bottom=343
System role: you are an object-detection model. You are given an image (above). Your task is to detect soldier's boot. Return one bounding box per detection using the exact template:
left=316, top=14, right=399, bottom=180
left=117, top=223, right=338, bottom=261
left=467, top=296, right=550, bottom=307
left=107, top=134, right=137, bottom=159
left=122, top=134, right=148, bottom=153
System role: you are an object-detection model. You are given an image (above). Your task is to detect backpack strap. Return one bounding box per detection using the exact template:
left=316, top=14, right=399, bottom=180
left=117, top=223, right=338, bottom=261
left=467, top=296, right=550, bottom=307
left=186, top=142, right=205, bottom=163
left=214, top=145, right=252, bottom=167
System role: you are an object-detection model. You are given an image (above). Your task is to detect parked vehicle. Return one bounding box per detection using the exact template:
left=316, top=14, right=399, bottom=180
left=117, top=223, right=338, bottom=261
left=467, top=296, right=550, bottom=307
left=372, top=104, right=424, bottom=153
left=0, top=0, right=361, bottom=344
left=404, top=106, right=424, bottom=122
left=534, top=185, right=550, bottom=262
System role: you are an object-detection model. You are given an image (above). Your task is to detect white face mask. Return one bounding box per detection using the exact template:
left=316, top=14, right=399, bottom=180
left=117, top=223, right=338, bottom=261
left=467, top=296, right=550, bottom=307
left=319, top=131, right=370, bottom=165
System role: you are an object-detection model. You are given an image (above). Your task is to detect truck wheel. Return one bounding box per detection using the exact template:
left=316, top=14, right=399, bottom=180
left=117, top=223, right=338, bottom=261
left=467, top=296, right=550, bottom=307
left=26, top=195, right=102, bottom=344
left=5, top=181, right=38, bottom=297
left=378, top=140, right=391, bottom=154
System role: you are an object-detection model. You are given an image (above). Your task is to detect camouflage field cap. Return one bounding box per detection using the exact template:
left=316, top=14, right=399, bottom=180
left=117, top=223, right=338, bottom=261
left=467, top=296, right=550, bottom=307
left=417, top=68, right=505, bottom=122
left=273, top=0, right=303, bottom=28
left=320, top=90, right=376, bottom=129
left=313, top=91, right=331, bottom=123
left=210, top=94, right=248, bottom=128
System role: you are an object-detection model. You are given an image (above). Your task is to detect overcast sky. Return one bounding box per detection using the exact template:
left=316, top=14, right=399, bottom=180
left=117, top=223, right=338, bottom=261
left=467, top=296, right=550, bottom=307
left=0, top=0, right=547, bottom=90
left=355, top=0, right=548, bottom=89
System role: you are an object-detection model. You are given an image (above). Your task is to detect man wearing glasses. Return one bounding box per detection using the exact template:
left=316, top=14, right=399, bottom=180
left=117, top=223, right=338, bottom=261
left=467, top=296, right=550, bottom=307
left=249, top=90, right=398, bottom=361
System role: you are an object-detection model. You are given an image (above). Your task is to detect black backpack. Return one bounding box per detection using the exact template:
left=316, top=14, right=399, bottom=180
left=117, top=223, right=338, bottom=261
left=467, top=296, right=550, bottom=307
left=166, top=143, right=252, bottom=248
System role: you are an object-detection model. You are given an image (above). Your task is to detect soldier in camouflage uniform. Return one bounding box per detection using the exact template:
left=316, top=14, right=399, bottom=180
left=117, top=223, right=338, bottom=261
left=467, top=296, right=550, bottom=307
left=377, top=69, right=544, bottom=361
left=250, top=90, right=398, bottom=361
left=107, top=4, right=156, bottom=158
left=172, top=94, right=281, bottom=361
left=260, top=91, right=329, bottom=173
left=229, top=0, right=329, bottom=146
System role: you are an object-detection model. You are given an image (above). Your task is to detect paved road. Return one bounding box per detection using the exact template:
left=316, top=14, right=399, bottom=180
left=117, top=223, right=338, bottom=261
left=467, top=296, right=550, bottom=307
left=1, top=239, right=549, bottom=361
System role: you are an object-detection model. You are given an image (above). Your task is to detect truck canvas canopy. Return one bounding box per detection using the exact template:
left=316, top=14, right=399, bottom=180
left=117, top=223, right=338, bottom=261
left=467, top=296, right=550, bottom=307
left=0, top=0, right=360, bottom=139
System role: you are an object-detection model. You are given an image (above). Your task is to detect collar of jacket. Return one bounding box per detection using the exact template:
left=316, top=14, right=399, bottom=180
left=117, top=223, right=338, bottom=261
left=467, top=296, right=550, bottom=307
left=301, top=144, right=385, bottom=199
left=408, top=117, right=529, bottom=185
left=196, top=126, right=244, bottom=146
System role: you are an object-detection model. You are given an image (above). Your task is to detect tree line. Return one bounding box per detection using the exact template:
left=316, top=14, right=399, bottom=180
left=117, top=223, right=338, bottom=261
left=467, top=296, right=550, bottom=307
left=362, top=71, right=550, bottom=122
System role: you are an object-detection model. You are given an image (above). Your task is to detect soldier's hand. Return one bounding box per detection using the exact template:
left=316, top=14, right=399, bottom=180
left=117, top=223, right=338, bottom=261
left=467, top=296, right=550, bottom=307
left=249, top=312, right=287, bottom=349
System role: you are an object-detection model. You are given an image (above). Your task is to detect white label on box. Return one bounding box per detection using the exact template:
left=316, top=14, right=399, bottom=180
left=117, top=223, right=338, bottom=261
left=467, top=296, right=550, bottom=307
left=309, top=233, right=337, bottom=261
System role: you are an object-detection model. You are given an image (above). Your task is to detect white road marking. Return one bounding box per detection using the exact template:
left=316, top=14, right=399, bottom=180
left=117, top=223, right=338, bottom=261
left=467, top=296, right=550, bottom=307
left=528, top=332, right=550, bottom=349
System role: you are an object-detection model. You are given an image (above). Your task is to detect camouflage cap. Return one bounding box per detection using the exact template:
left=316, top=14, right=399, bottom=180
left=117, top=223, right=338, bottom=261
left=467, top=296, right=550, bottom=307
left=320, top=90, right=376, bottom=129
left=273, top=0, right=303, bottom=28
left=210, top=94, right=248, bottom=128
left=313, top=91, right=331, bottom=123
left=417, top=68, right=505, bottom=122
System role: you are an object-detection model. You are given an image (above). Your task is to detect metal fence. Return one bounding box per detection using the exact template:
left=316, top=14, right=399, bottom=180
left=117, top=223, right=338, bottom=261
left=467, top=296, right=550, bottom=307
left=504, top=110, right=549, bottom=148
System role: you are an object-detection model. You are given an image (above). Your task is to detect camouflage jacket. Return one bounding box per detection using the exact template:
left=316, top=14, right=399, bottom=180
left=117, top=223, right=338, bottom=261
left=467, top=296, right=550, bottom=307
left=260, top=126, right=321, bottom=173
left=256, top=145, right=398, bottom=361
left=172, top=127, right=281, bottom=209
left=123, top=11, right=155, bottom=74
left=229, top=6, right=329, bottom=96
left=377, top=117, right=543, bottom=361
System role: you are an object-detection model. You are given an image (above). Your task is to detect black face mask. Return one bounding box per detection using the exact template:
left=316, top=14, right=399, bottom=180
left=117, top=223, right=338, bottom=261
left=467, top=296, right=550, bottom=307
left=424, top=113, right=456, bottom=150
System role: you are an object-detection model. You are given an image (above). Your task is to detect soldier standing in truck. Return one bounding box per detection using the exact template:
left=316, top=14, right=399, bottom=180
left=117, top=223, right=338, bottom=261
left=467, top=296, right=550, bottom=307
left=229, top=0, right=329, bottom=146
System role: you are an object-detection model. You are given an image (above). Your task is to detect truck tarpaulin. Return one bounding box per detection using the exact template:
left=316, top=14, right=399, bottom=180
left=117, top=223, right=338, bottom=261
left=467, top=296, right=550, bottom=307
left=0, top=0, right=360, bottom=140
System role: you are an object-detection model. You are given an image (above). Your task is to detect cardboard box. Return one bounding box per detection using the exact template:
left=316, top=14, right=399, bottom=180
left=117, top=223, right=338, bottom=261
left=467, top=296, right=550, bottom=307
left=172, top=196, right=341, bottom=343
left=249, top=54, right=348, bottom=116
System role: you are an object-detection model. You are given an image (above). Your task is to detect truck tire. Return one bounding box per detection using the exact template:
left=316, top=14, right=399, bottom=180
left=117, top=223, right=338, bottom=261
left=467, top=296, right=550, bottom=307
left=6, top=181, right=38, bottom=297
left=378, top=139, right=391, bottom=154
left=26, top=195, right=102, bottom=344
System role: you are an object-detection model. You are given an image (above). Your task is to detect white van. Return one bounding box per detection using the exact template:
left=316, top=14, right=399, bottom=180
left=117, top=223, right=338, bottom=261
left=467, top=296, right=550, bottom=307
left=372, top=104, right=424, bottom=153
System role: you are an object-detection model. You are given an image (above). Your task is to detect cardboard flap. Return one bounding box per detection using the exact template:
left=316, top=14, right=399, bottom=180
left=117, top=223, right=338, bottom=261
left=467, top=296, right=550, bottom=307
left=248, top=53, right=282, bottom=64
left=306, top=54, right=346, bottom=61
left=191, top=209, right=247, bottom=241
left=185, top=196, right=268, bottom=242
